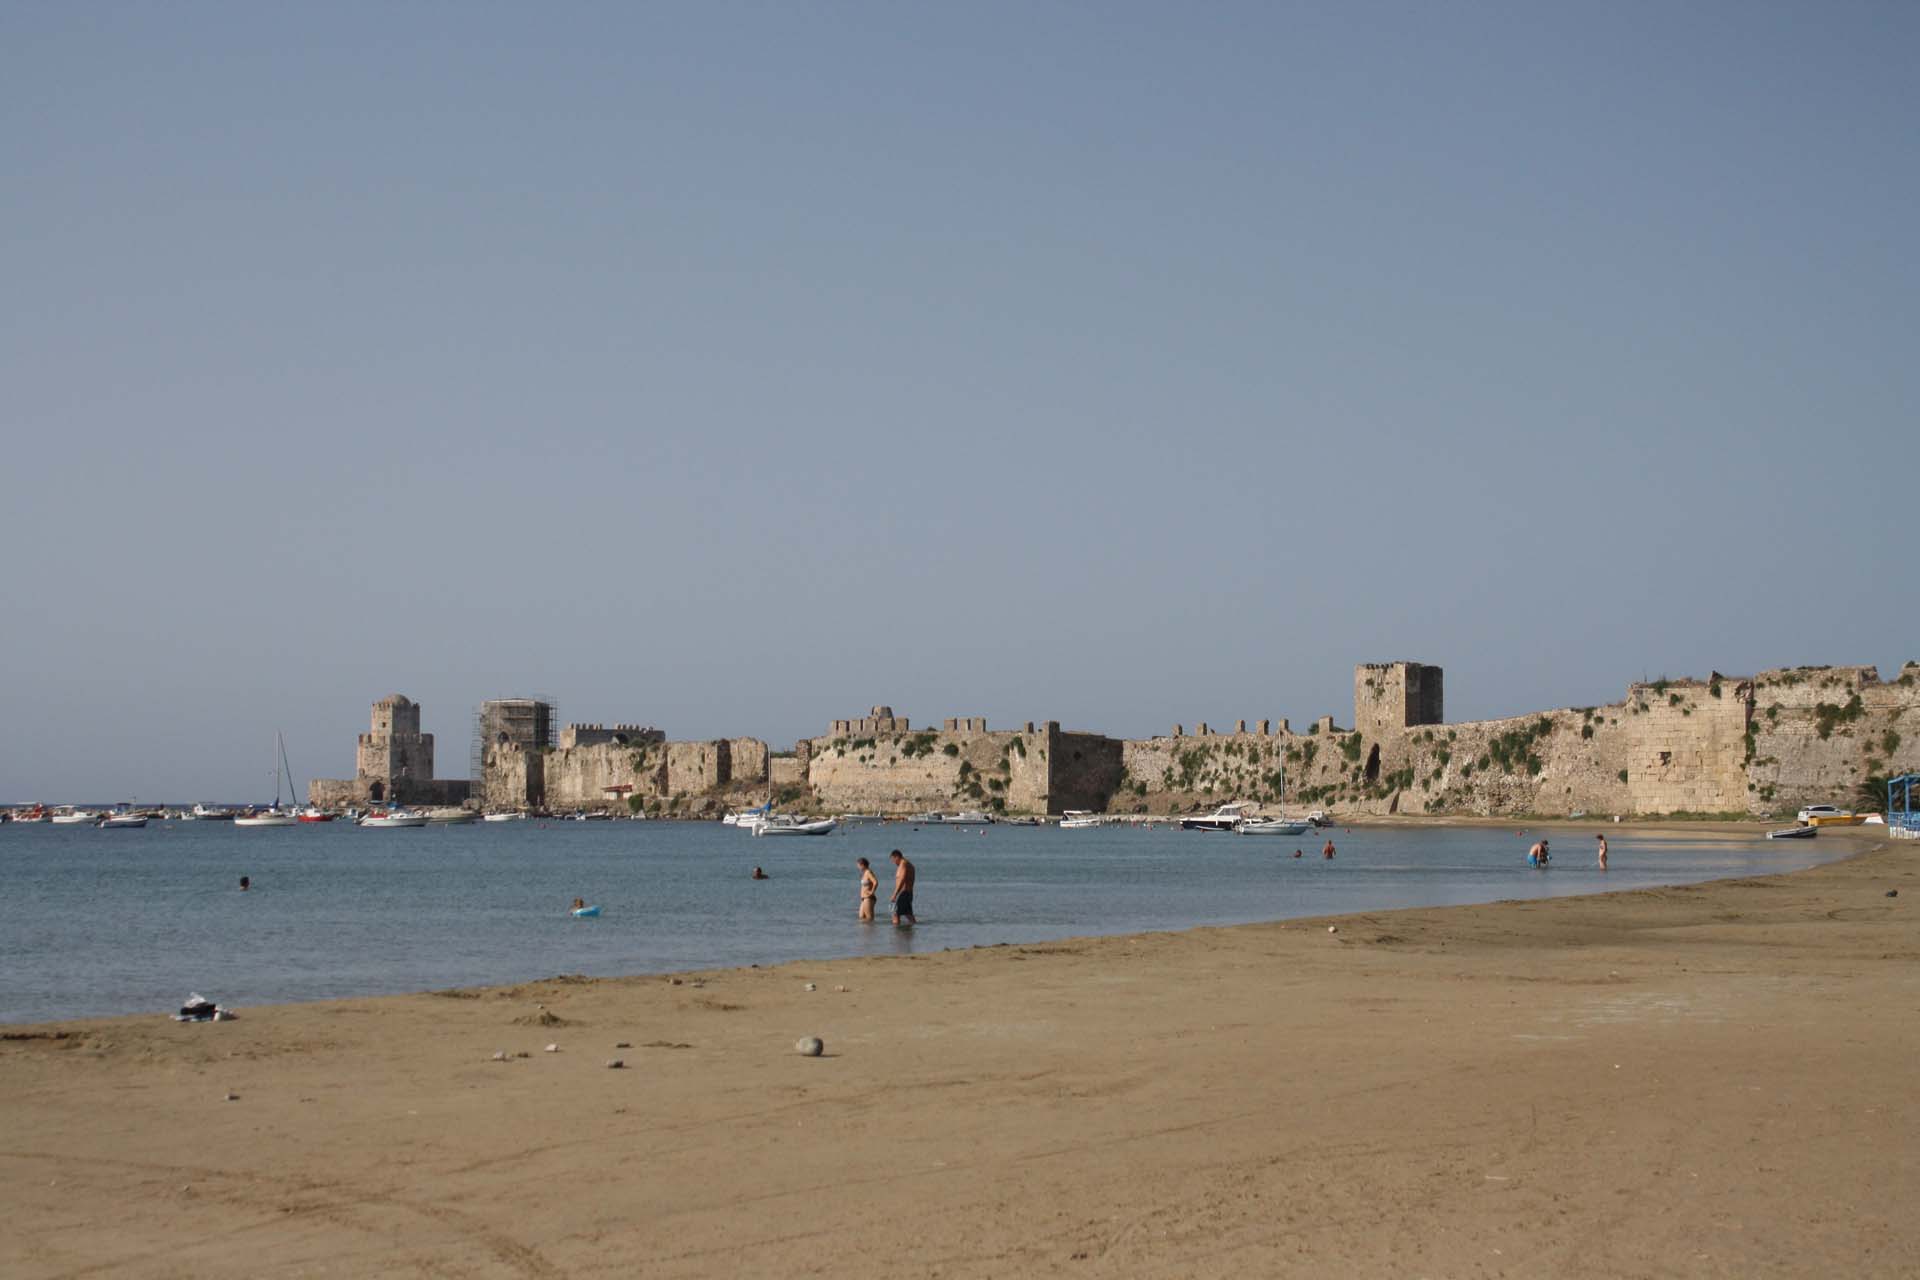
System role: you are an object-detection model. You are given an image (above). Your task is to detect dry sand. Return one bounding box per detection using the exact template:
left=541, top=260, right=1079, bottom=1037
left=4, top=832, right=1916, bottom=1278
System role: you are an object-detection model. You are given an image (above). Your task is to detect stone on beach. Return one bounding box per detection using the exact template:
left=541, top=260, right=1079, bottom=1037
left=796, top=1037, right=824, bottom=1057
left=606, top=1058, right=625, bottom=1069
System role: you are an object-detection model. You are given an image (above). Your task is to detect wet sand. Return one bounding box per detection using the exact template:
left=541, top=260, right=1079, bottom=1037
left=3, top=831, right=1915, bottom=1277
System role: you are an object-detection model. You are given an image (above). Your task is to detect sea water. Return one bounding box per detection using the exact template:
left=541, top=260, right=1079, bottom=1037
left=0, top=819, right=1832, bottom=1024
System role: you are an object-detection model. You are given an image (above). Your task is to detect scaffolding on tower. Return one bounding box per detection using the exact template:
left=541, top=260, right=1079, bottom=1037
left=472, top=697, right=558, bottom=792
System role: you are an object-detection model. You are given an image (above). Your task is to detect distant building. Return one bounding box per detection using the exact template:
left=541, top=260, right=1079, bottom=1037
left=308, top=695, right=473, bottom=809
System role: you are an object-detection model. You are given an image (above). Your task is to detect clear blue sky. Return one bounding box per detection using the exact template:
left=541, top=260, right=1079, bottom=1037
left=4, top=3, right=1914, bottom=801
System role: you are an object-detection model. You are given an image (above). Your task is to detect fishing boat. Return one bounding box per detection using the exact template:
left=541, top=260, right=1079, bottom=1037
left=297, top=806, right=335, bottom=823
left=751, top=815, right=838, bottom=837
left=1766, top=824, right=1817, bottom=839
left=1059, top=810, right=1102, bottom=829
left=97, top=809, right=149, bottom=829
left=723, top=804, right=773, bottom=827
left=359, top=809, right=428, bottom=829
left=237, top=733, right=302, bottom=828
left=1236, top=817, right=1311, bottom=835
left=50, top=808, right=98, bottom=825
left=11, top=805, right=50, bottom=823
left=914, top=811, right=994, bottom=825
left=191, top=803, right=237, bottom=821
left=1180, top=802, right=1251, bottom=832
left=482, top=810, right=528, bottom=822
left=424, top=808, right=478, bottom=825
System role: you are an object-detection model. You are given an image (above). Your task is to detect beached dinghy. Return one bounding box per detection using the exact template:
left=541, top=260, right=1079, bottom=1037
left=1766, top=824, right=1817, bottom=839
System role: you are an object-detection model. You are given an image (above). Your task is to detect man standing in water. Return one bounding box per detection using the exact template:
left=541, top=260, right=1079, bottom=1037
left=856, top=856, right=879, bottom=922
left=1596, top=834, right=1609, bottom=870
left=1322, top=838, right=1335, bottom=860
left=889, top=849, right=916, bottom=927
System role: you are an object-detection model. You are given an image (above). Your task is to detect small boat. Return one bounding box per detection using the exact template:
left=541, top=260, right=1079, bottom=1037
left=914, top=811, right=994, bottom=826
left=191, top=803, right=237, bottom=821
left=1766, top=824, right=1817, bottom=839
left=297, top=807, right=335, bottom=823
left=1059, top=810, right=1102, bottom=829
left=835, top=813, right=884, bottom=827
left=1236, top=817, right=1311, bottom=835
left=723, top=805, right=773, bottom=827
left=359, top=809, right=429, bottom=828
left=50, top=808, right=98, bottom=825
left=97, top=810, right=148, bottom=829
left=423, top=808, right=478, bottom=825
left=1181, top=802, right=1251, bottom=832
left=1306, top=810, right=1332, bottom=828
left=238, top=734, right=302, bottom=828
left=571, top=905, right=602, bottom=918
left=235, top=808, right=299, bottom=827
left=482, top=810, right=529, bottom=822
left=11, top=806, right=50, bottom=823
left=751, top=816, right=839, bottom=837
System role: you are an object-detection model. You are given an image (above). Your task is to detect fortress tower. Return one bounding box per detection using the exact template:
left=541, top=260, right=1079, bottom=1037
left=355, top=694, right=436, bottom=803
left=1354, top=663, right=1444, bottom=739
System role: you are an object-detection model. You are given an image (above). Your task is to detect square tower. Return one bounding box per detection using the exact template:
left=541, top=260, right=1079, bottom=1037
left=1354, top=663, right=1444, bottom=739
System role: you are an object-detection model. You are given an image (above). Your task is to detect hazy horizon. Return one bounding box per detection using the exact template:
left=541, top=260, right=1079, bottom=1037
left=4, top=4, right=1913, bottom=800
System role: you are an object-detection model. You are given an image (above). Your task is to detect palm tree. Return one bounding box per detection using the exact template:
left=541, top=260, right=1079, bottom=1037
left=1855, top=774, right=1890, bottom=814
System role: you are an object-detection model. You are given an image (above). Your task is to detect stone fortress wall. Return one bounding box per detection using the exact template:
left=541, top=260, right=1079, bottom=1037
left=320, top=660, right=1920, bottom=817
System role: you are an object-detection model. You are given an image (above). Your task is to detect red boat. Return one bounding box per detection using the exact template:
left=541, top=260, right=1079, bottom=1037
left=297, top=807, right=335, bottom=823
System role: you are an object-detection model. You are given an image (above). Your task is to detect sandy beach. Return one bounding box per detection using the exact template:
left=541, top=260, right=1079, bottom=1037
left=3, top=831, right=1915, bottom=1278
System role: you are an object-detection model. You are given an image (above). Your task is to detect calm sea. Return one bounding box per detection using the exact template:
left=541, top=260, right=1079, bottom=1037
left=0, top=819, right=1831, bottom=1024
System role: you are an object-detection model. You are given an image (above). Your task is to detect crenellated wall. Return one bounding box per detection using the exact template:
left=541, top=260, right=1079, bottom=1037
left=446, top=660, right=1920, bottom=819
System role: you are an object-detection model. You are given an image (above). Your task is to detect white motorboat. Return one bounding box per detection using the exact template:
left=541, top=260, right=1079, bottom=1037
left=1237, top=817, right=1311, bottom=835
left=835, top=813, right=884, bottom=827
left=192, top=803, right=237, bottom=821
left=751, top=816, right=838, bottom=837
left=482, top=811, right=528, bottom=822
left=916, top=811, right=994, bottom=825
left=723, top=805, right=773, bottom=827
left=97, top=811, right=148, bottom=829
left=359, top=810, right=429, bottom=829
left=1059, top=810, right=1102, bottom=829
left=234, top=810, right=298, bottom=827
left=1766, top=824, right=1817, bottom=840
left=1180, top=802, right=1251, bottom=832
left=51, top=809, right=98, bottom=825
left=424, top=808, right=478, bottom=825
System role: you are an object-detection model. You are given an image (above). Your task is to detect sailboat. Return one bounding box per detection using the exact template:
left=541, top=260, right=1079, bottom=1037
left=235, top=733, right=301, bottom=827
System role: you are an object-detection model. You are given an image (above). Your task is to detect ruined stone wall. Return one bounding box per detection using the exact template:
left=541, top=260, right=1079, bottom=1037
left=804, top=725, right=1047, bottom=813
left=481, top=743, right=544, bottom=810
left=1747, top=665, right=1920, bottom=812
left=727, top=738, right=769, bottom=785
left=1044, top=727, right=1126, bottom=812
left=666, top=740, right=728, bottom=796
left=540, top=741, right=666, bottom=811
left=1119, top=729, right=1290, bottom=813
left=1620, top=678, right=1752, bottom=815
left=559, top=724, right=664, bottom=749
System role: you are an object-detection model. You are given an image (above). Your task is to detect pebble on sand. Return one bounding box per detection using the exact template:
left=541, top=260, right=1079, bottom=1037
left=804, top=983, right=817, bottom=992
left=544, top=1043, right=559, bottom=1053
left=1327, top=925, right=1338, bottom=934
left=796, top=1037, right=824, bottom=1057
left=490, top=1050, right=507, bottom=1061
left=606, top=1058, right=625, bottom=1069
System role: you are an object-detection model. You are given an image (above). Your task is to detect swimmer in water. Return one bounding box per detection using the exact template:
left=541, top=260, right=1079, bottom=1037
left=239, top=875, right=250, bottom=891
left=752, top=867, right=769, bottom=880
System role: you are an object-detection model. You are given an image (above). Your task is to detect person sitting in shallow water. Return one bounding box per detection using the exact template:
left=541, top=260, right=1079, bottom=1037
left=570, top=897, right=586, bottom=912
left=751, top=867, right=769, bottom=880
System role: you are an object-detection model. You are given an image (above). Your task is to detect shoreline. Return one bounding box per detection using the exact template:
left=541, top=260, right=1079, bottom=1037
left=0, top=820, right=1859, bottom=1030
left=4, top=834, right=1913, bottom=1276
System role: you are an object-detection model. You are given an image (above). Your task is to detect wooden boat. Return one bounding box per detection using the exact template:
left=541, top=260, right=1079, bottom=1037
left=1766, top=824, right=1818, bottom=839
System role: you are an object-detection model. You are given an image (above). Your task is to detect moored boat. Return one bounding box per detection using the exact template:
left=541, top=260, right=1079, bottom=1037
left=359, top=809, right=428, bottom=828
left=1766, top=824, right=1818, bottom=839
left=1236, top=817, right=1311, bottom=835
left=482, top=810, right=528, bottom=822
left=97, top=810, right=149, bottom=829
left=424, top=808, right=478, bottom=825
left=751, top=816, right=839, bottom=837
left=235, top=809, right=299, bottom=827
left=50, top=808, right=98, bottom=825
left=1181, top=802, right=1251, bottom=832
left=1059, top=810, right=1102, bottom=829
